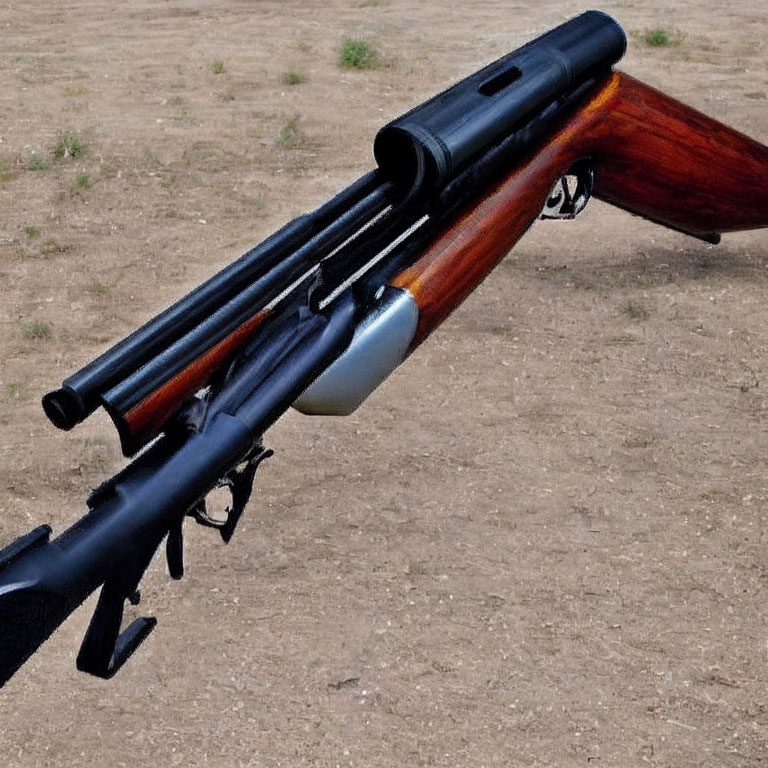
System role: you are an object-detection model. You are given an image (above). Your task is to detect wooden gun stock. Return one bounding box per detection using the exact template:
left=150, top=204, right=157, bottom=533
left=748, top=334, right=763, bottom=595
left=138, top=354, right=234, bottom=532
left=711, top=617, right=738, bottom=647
left=390, top=72, right=768, bottom=348
left=111, top=72, right=768, bottom=446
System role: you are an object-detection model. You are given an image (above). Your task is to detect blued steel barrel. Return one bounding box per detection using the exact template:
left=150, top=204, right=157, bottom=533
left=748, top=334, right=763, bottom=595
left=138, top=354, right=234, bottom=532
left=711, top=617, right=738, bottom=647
left=373, top=10, right=626, bottom=190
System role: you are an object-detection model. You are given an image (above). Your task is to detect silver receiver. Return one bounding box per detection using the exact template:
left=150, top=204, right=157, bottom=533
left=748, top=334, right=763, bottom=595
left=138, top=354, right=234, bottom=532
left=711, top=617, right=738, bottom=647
left=293, top=286, right=418, bottom=416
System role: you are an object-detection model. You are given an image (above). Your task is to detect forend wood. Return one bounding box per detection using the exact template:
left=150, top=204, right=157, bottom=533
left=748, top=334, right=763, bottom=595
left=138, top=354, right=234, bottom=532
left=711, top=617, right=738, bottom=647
left=116, top=309, right=270, bottom=454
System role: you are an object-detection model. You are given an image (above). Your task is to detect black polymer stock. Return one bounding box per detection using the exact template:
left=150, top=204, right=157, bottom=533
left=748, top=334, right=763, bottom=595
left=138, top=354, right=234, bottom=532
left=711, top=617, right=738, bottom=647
left=0, top=12, right=625, bottom=686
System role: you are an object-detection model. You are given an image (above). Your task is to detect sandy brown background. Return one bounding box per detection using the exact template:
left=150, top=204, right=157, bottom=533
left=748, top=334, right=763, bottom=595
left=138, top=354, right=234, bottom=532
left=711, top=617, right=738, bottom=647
left=1, top=1, right=767, bottom=766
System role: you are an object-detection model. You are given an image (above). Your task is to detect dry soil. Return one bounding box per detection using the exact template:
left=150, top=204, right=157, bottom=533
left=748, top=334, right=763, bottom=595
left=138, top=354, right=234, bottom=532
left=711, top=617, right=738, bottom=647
left=0, top=1, right=767, bottom=766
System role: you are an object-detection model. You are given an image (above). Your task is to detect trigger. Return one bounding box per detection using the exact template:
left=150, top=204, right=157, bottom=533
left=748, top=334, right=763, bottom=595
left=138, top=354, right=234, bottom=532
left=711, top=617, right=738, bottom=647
left=189, top=445, right=273, bottom=543
left=540, top=159, right=594, bottom=219
left=220, top=447, right=273, bottom=542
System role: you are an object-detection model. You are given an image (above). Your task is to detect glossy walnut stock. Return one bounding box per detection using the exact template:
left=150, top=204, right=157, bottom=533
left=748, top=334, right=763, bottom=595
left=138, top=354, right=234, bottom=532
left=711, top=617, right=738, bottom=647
left=117, top=73, right=768, bottom=444
left=390, top=72, right=768, bottom=347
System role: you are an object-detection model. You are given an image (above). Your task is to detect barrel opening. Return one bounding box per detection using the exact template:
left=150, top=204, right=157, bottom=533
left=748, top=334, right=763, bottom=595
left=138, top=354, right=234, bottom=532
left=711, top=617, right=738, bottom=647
left=373, top=127, right=429, bottom=193
left=42, top=387, right=84, bottom=431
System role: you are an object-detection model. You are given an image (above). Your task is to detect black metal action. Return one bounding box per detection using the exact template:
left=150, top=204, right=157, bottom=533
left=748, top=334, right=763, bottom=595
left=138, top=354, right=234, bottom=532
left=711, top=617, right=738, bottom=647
left=0, top=292, right=358, bottom=686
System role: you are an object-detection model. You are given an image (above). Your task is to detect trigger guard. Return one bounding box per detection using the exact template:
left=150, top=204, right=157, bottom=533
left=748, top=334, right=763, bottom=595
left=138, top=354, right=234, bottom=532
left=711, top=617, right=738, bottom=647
left=190, top=445, right=273, bottom=542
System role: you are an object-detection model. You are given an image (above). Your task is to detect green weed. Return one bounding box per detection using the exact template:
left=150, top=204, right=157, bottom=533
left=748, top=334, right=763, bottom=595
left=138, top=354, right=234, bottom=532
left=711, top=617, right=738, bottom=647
left=25, top=226, right=40, bottom=239
left=623, top=301, right=650, bottom=320
left=40, top=238, right=63, bottom=255
left=73, top=173, right=91, bottom=189
left=338, top=39, right=378, bottom=70
left=212, top=59, right=226, bottom=75
left=282, top=71, right=306, bottom=86
left=28, top=152, right=49, bottom=171
left=87, top=280, right=117, bottom=296
left=22, top=320, right=52, bottom=340
left=0, top=157, right=17, bottom=182
left=642, top=27, right=684, bottom=47
left=16, top=56, right=42, bottom=74
left=276, top=117, right=301, bottom=150
left=5, top=383, right=22, bottom=400
left=55, top=131, right=86, bottom=159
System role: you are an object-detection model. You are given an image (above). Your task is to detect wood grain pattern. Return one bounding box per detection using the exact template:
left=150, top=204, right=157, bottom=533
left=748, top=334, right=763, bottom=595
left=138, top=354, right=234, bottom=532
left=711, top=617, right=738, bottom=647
left=117, top=309, right=269, bottom=451
left=390, top=72, right=768, bottom=348
left=115, top=72, right=768, bottom=445
left=593, top=74, right=768, bottom=234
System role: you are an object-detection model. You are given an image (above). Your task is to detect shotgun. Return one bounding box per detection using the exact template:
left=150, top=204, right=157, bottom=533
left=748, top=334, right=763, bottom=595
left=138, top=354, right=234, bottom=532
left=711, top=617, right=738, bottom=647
left=1, top=10, right=766, bottom=688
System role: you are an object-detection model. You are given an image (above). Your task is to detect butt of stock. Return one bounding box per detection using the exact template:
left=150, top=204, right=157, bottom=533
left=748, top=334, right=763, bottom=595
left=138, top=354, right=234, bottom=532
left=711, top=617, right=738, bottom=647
left=385, top=71, right=768, bottom=353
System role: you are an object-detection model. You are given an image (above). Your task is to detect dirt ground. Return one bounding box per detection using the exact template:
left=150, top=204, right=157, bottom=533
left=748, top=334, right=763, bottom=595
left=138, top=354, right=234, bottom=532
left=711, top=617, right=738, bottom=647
left=0, top=1, right=767, bottom=766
